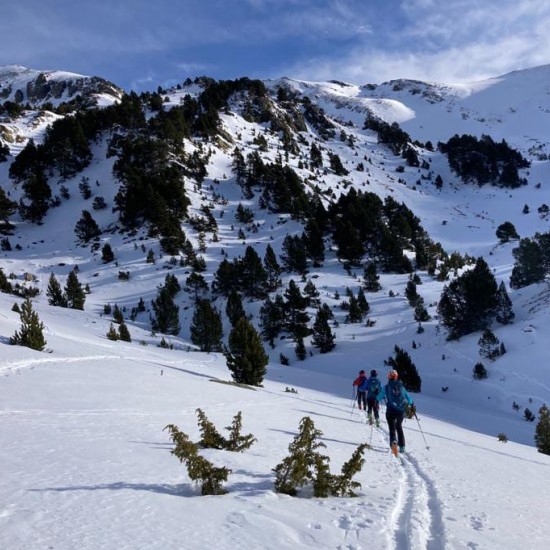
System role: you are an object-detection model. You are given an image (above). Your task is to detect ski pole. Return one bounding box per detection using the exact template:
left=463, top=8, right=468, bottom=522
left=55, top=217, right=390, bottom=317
left=349, top=389, right=356, bottom=419
left=414, top=412, right=430, bottom=450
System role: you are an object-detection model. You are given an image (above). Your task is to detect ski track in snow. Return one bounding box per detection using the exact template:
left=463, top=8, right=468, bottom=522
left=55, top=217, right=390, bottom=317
left=371, top=425, right=446, bottom=550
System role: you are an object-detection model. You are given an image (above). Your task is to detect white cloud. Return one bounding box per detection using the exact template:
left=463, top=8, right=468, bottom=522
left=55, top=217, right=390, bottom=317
left=282, top=0, right=550, bottom=84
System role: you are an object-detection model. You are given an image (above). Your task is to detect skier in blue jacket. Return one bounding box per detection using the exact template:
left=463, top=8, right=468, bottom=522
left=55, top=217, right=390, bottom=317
left=377, top=369, right=413, bottom=453
left=366, top=369, right=382, bottom=427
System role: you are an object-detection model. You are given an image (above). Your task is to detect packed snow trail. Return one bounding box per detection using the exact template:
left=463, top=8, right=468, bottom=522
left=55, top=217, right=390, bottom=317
left=367, top=419, right=447, bottom=550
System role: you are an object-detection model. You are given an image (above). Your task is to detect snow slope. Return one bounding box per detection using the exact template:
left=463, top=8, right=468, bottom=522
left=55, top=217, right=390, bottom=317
left=2, top=63, right=550, bottom=549
left=1, top=297, right=549, bottom=550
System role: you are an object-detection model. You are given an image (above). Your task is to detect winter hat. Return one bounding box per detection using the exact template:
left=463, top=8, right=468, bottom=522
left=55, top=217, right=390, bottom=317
left=370, top=369, right=378, bottom=377
left=388, top=370, right=398, bottom=380
left=359, top=369, right=365, bottom=375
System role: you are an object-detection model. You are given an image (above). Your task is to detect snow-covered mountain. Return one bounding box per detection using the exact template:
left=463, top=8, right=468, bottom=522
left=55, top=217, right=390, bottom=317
left=0, top=64, right=123, bottom=106
left=1, top=64, right=550, bottom=549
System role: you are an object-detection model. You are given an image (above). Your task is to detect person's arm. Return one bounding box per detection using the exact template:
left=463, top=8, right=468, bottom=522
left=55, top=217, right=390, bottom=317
left=403, top=388, right=413, bottom=406
left=376, top=385, right=387, bottom=403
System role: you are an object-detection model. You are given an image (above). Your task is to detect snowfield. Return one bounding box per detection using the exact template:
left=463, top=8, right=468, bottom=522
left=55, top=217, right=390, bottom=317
left=1, top=295, right=550, bottom=549
left=2, top=63, right=550, bottom=549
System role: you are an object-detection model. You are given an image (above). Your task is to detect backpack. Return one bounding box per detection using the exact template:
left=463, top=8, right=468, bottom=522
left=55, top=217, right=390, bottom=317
left=358, top=376, right=369, bottom=392
left=385, top=380, right=405, bottom=411
left=367, top=377, right=381, bottom=398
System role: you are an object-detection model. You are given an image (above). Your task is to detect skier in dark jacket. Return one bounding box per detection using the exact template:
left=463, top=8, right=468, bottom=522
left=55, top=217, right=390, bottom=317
left=377, top=370, right=413, bottom=454
left=352, top=369, right=368, bottom=411
left=366, top=369, right=382, bottom=427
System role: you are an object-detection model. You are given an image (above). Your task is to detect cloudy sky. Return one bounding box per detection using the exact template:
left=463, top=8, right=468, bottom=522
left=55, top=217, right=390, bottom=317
left=2, top=0, right=550, bottom=91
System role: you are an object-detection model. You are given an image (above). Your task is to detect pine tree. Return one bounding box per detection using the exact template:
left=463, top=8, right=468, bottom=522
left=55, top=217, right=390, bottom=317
left=151, top=286, right=180, bottom=335
left=473, top=362, right=488, bottom=380
left=356, top=286, right=370, bottom=316
left=303, top=280, right=321, bottom=309
left=185, top=272, right=208, bottom=301
left=413, top=296, right=431, bottom=322
left=345, top=294, right=363, bottom=323
left=478, top=328, right=501, bottom=360
left=259, top=295, right=285, bottom=346
left=405, top=280, right=419, bottom=307
left=303, top=219, right=325, bottom=267
left=281, top=235, right=308, bottom=274
left=510, top=238, right=545, bottom=288
left=283, top=279, right=310, bottom=339
left=190, top=299, right=223, bottom=352
left=311, top=306, right=336, bottom=353
left=0, top=268, right=13, bottom=293
left=241, top=245, right=268, bottom=298
left=224, top=317, right=268, bottom=386
left=118, top=322, right=132, bottom=342
left=101, top=243, right=115, bottom=263
left=0, top=186, right=17, bottom=225
left=65, top=270, right=86, bottom=310
left=46, top=273, right=67, bottom=307
left=295, top=336, right=307, bottom=361
left=10, top=298, right=47, bottom=351
left=106, top=324, right=119, bottom=341
left=386, top=345, right=421, bottom=392
left=74, top=210, right=101, bottom=242
left=535, top=404, right=550, bottom=455
left=263, top=244, right=282, bottom=292
left=438, top=257, right=498, bottom=339
left=496, top=221, right=519, bottom=243
left=363, top=262, right=381, bottom=292
left=20, top=168, right=51, bottom=223
left=112, top=304, right=124, bottom=324
left=226, top=289, right=246, bottom=326
left=495, top=281, right=514, bottom=324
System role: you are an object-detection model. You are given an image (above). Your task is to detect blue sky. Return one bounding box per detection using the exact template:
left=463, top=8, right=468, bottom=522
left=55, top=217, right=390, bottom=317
left=2, top=0, right=550, bottom=91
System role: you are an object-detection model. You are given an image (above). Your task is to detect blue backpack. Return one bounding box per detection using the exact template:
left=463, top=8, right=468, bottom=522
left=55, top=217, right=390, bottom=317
left=385, top=380, right=405, bottom=411
left=367, top=377, right=381, bottom=398
left=358, top=376, right=369, bottom=392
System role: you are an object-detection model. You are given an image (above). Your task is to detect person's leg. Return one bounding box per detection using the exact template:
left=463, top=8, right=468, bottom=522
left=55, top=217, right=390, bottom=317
left=395, top=412, right=406, bottom=448
left=357, top=392, right=363, bottom=410
left=367, top=397, right=374, bottom=415
left=386, top=409, right=397, bottom=446
left=373, top=400, right=380, bottom=420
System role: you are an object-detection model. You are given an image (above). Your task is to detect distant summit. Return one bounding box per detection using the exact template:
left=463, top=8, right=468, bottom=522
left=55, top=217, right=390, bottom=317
left=0, top=64, right=123, bottom=108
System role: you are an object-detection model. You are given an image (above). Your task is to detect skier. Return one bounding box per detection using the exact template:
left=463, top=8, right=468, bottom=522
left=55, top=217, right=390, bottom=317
left=352, top=369, right=368, bottom=412
left=377, top=370, right=414, bottom=454
left=366, top=369, right=382, bottom=427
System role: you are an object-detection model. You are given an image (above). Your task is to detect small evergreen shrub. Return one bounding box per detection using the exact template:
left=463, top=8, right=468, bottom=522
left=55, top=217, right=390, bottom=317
left=106, top=324, right=119, bottom=341
left=497, top=433, right=508, bottom=442
left=196, top=409, right=256, bottom=452
left=273, top=416, right=367, bottom=498
left=473, top=362, right=488, bottom=380
left=164, top=424, right=230, bottom=496
left=524, top=408, right=535, bottom=422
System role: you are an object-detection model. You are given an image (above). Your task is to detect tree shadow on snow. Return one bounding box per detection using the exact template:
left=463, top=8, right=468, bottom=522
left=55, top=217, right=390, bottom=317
left=29, top=481, right=197, bottom=497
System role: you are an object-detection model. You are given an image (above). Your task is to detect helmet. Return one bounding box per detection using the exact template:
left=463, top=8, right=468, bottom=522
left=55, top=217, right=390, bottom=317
left=359, top=369, right=365, bottom=375
left=388, top=370, right=398, bottom=380
left=370, top=369, right=378, bottom=377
